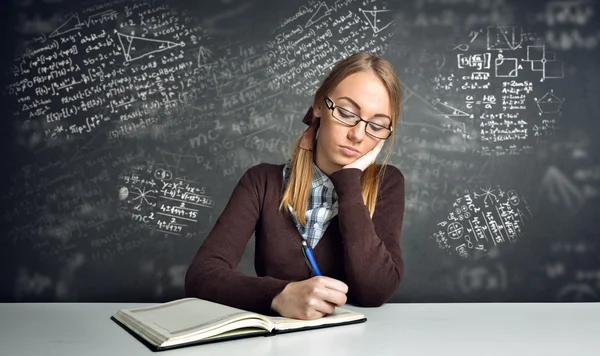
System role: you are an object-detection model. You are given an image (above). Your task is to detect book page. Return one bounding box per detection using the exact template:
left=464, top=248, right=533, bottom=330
left=162, top=322, right=272, bottom=348
left=268, top=307, right=365, bottom=331
left=120, top=298, right=272, bottom=340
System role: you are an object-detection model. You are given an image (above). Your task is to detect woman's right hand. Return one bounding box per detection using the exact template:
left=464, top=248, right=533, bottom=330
left=270, top=276, right=349, bottom=320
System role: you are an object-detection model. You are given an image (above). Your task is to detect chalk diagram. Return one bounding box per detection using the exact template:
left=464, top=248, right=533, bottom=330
left=118, top=167, right=159, bottom=210
left=474, top=186, right=498, bottom=208
left=117, top=164, right=160, bottom=223
left=154, top=168, right=173, bottom=180
left=433, top=98, right=473, bottom=120
left=116, top=162, right=210, bottom=236
left=524, top=44, right=564, bottom=82
left=130, top=185, right=158, bottom=209
left=197, top=46, right=214, bottom=68
left=359, top=6, right=394, bottom=34
left=486, top=25, right=523, bottom=51
left=495, top=54, right=522, bottom=78
left=507, top=190, right=520, bottom=205
left=447, top=222, right=464, bottom=240
left=487, top=26, right=563, bottom=82
left=431, top=186, right=532, bottom=259
left=116, top=32, right=183, bottom=62
left=49, top=10, right=118, bottom=38
left=305, top=2, right=331, bottom=28
left=534, top=90, right=564, bottom=115
left=398, top=85, right=470, bottom=146
left=487, top=26, right=521, bottom=78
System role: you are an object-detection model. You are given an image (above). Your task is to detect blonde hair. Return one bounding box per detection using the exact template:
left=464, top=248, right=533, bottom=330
left=279, top=52, right=403, bottom=225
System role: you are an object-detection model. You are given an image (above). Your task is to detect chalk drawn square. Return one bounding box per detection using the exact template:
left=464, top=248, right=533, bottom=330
left=545, top=60, right=564, bottom=79
left=532, top=60, right=544, bottom=71
left=526, top=45, right=545, bottom=61
left=495, top=57, right=518, bottom=77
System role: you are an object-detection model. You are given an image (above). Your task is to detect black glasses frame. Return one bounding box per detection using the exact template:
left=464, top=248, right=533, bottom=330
left=324, top=97, right=393, bottom=140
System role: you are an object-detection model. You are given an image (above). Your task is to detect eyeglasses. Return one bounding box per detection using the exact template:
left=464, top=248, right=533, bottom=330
left=324, top=97, right=393, bottom=140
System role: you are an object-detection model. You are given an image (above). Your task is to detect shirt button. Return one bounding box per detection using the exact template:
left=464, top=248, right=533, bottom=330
left=314, top=223, right=319, bottom=228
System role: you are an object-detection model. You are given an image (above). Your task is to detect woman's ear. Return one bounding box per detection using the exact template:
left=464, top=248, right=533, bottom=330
left=312, top=101, right=322, bottom=119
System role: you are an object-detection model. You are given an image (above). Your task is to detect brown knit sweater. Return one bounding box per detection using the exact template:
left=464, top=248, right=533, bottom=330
left=184, top=163, right=405, bottom=315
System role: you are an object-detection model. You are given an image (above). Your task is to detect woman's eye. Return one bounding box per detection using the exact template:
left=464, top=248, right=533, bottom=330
left=369, top=123, right=383, bottom=131
left=339, top=110, right=353, bottom=119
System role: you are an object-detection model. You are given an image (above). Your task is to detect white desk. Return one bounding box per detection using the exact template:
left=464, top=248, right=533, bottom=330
left=1, top=302, right=599, bottom=355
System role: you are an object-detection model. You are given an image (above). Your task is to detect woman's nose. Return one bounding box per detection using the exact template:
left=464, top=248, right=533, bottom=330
left=348, top=121, right=367, bottom=142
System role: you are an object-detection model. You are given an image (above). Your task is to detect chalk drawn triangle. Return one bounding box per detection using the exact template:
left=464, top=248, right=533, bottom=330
left=306, top=2, right=331, bottom=28
left=49, top=13, right=83, bottom=38
left=116, top=32, right=181, bottom=62
left=359, top=8, right=393, bottom=34
left=516, top=208, right=530, bottom=223
left=396, top=85, right=468, bottom=146
left=433, top=99, right=472, bottom=118
left=197, top=46, right=214, bottom=68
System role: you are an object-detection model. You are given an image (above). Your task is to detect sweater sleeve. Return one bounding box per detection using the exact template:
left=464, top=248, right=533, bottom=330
left=184, top=165, right=290, bottom=315
left=328, top=165, right=405, bottom=307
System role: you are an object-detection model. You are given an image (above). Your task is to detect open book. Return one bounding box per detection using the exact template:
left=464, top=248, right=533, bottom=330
left=111, top=297, right=367, bottom=351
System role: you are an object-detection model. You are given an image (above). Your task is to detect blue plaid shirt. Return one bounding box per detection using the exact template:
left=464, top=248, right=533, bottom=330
left=283, top=160, right=339, bottom=249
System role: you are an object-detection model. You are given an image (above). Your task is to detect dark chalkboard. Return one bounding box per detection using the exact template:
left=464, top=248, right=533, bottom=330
left=1, top=0, right=599, bottom=303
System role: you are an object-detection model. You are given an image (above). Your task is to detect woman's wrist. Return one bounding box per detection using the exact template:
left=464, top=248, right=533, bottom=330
left=270, top=281, right=295, bottom=315
left=270, top=293, right=281, bottom=315
left=270, top=284, right=287, bottom=315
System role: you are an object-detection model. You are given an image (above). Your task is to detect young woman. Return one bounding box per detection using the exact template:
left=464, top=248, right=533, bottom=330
left=185, top=52, right=405, bottom=320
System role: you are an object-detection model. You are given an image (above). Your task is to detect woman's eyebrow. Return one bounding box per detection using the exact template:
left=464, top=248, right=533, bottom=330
left=337, top=96, right=391, bottom=120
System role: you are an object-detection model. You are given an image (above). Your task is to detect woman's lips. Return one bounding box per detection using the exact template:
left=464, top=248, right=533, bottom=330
left=340, top=145, right=359, bottom=157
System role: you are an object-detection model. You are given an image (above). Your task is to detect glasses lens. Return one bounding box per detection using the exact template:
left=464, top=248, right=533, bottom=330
left=333, top=107, right=360, bottom=126
left=366, top=122, right=392, bottom=139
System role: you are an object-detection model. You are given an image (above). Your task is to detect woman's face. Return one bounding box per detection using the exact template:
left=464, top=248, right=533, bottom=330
left=313, top=71, right=391, bottom=176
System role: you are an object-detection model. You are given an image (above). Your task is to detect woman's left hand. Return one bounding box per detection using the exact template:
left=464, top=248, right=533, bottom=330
left=342, top=140, right=385, bottom=172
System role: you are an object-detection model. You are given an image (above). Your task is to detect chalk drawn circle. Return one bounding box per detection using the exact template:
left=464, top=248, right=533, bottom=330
left=154, top=168, right=172, bottom=180
left=118, top=187, right=129, bottom=201
left=226, top=151, right=237, bottom=160
left=462, top=205, right=468, bottom=212
left=507, top=190, right=520, bottom=205
left=209, top=143, right=221, bottom=155
left=223, top=138, right=234, bottom=150
left=447, top=222, right=464, bottom=239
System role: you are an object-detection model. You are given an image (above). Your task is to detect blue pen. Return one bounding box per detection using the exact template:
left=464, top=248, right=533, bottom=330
left=302, top=240, right=322, bottom=276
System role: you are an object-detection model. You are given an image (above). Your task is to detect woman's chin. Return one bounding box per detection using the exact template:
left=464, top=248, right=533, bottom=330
left=331, top=155, right=358, bottom=167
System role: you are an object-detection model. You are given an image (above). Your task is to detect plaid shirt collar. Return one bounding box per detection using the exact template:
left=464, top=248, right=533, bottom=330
left=283, top=159, right=339, bottom=248
left=283, top=160, right=337, bottom=197
left=311, top=161, right=335, bottom=190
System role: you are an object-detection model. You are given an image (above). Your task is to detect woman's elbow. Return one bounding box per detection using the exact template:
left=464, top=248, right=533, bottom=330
left=352, top=269, right=403, bottom=307
left=352, top=287, right=395, bottom=307
left=184, top=260, right=211, bottom=298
